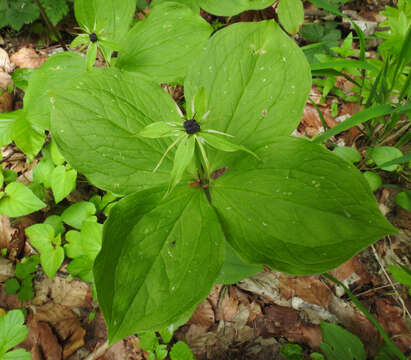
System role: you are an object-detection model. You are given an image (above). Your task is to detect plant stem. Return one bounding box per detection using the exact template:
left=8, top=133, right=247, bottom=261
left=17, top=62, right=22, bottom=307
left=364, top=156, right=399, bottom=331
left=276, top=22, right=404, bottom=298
left=33, top=0, right=68, bottom=51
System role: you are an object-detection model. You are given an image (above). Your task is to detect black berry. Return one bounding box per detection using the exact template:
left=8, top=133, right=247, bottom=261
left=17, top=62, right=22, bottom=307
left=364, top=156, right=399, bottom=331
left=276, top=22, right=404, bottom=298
left=89, top=33, right=98, bottom=43
left=183, top=119, right=201, bottom=134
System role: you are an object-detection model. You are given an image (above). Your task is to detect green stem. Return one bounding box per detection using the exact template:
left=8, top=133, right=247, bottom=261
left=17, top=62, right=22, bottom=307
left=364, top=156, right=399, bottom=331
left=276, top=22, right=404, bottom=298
left=323, top=273, right=407, bottom=360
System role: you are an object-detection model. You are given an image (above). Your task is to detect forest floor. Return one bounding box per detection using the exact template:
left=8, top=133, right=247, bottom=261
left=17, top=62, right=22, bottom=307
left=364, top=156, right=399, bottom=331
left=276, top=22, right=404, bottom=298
left=0, top=1, right=410, bottom=359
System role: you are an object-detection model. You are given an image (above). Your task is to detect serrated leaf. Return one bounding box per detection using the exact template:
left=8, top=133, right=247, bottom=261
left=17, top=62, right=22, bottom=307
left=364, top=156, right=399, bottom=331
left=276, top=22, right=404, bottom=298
left=170, top=135, right=195, bottom=191
left=61, top=202, right=96, bottom=229
left=15, top=256, right=39, bottom=279
left=51, top=165, right=77, bottom=203
left=0, top=0, right=39, bottom=31
left=40, top=0, right=69, bottom=25
left=17, top=276, right=35, bottom=302
left=185, top=21, right=311, bottom=172
left=24, top=52, right=87, bottom=130
left=12, top=113, right=45, bottom=160
left=51, top=68, right=183, bottom=195
left=0, top=182, right=46, bottom=217
left=94, top=186, right=225, bottom=344
left=116, top=2, right=212, bottom=84
left=4, top=279, right=20, bottom=295
left=320, top=322, right=366, bottom=360
left=277, top=0, right=304, bottom=35
left=210, top=137, right=397, bottom=275
left=0, top=310, right=28, bottom=354
left=199, top=0, right=274, bottom=16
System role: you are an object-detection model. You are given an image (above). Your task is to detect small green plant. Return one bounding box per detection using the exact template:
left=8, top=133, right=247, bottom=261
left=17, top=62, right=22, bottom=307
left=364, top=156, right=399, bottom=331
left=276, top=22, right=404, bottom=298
left=5, top=255, right=39, bottom=301
left=138, top=328, right=194, bottom=360
left=0, top=0, right=70, bottom=31
left=0, top=309, right=31, bottom=359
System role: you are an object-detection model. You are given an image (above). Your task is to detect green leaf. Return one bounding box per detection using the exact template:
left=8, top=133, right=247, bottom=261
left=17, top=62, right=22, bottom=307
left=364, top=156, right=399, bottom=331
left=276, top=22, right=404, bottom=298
left=0, top=310, right=28, bottom=354
left=86, top=42, right=98, bottom=70
left=199, top=0, right=274, bottom=16
left=116, top=2, right=212, bottom=84
left=3, top=170, right=17, bottom=185
left=362, top=171, right=382, bottom=192
left=139, top=122, right=178, bottom=138
left=277, top=0, right=304, bottom=35
left=17, top=276, right=34, bottom=302
left=320, top=322, right=366, bottom=360
left=24, top=52, right=87, bottom=130
left=170, top=135, right=195, bottom=191
left=39, top=246, right=64, bottom=280
left=51, top=165, right=77, bottom=203
left=74, top=0, right=137, bottom=42
left=11, top=68, right=34, bottom=92
left=94, top=186, right=225, bottom=344
left=40, top=0, right=70, bottom=26
left=67, top=256, right=94, bottom=283
left=44, top=215, right=65, bottom=235
left=0, top=0, right=39, bottom=31
left=389, top=265, right=411, bottom=295
left=158, top=327, right=174, bottom=344
left=151, top=0, right=200, bottom=12
left=15, top=256, right=39, bottom=279
left=394, top=191, right=411, bottom=211
left=2, top=348, right=31, bottom=360
left=12, top=113, right=45, bottom=160
left=4, top=279, right=20, bottom=295
left=210, top=137, right=397, bottom=275
left=0, top=111, right=18, bottom=147
left=280, top=343, right=304, bottom=360
left=65, top=231, right=83, bottom=258
left=33, top=159, right=55, bottom=188
left=139, top=332, right=158, bottom=352
left=200, top=132, right=258, bottom=159
left=49, top=140, right=65, bottom=166
left=185, top=21, right=311, bottom=171
left=215, top=242, right=263, bottom=284
left=371, top=146, right=403, bottom=172
left=0, top=182, right=46, bottom=217
left=170, top=341, right=195, bottom=360
left=333, top=146, right=361, bottom=163
left=61, top=202, right=96, bottom=229
left=51, top=68, right=184, bottom=195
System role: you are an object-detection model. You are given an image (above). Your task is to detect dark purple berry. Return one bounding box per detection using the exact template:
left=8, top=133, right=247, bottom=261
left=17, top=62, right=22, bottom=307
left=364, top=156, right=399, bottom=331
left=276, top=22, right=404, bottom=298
left=89, top=33, right=98, bottom=43
left=183, top=119, right=201, bottom=134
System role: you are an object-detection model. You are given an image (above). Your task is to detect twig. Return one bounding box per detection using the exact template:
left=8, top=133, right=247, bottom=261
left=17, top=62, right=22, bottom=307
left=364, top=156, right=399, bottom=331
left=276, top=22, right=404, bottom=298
left=371, top=244, right=411, bottom=320
left=379, top=122, right=411, bottom=146
left=84, top=340, right=109, bottom=360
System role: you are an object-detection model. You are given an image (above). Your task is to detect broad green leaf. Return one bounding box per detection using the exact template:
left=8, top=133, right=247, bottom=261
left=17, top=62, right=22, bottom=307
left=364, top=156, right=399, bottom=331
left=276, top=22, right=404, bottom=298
left=4, top=279, right=20, bottom=295
left=139, top=122, right=178, bottom=138
left=320, top=322, right=366, bottom=360
left=371, top=146, right=403, bottom=172
left=86, top=42, right=98, bottom=70
left=81, top=221, right=103, bottom=259
left=49, top=139, right=65, bottom=166
left=333, top=146, right=361, bottom=163
left=24, top=52, right=86, bottom=130
left=0, top=111, right=19, bottom=147
left=12, top=113, right=45, bottom=160
left=2, top=348, right=31, bottom=360
left=395, top=190, right=411, bottom=211
left=185, top=21, right=311, bottom=171
left=389, top=264, right=411, bottom=295
left=94, top=186, right=225, bottom=344
left=65, top=231, right=83, bottom=258
left=67, top=256, right=94, bottom=283
left=199, top=0, right=274, bottom=16
left=151, top=0, right=200, bottom=12
left=277, top=0, right=304, bottom=35
left=215, top=241, right=263, bottom=284
left=51, top=165, right=77, bottom=203
left=44, top=215, right=65, bottom=235
left=61, top=202, right=96, bottom=229
left=17, top=276, right=35, bottom=302
left=11, top=68, right=34, bottom=91
left=116, top=2, right=212, bottom=84
left=0, top=182, right=46, bottom=217
left=200, top=132, right=258, bottom=158
left=170, top=341, right=195, bottom=360
left=33, top=159, right=55, bottom=188
left=170, top=135, right=195, bottom=191
left=3, top=170, right=17, bottom=185
left=51, top=68, right=183, bottom=195
left=25, top=224, right=55, bottom=253
left=362, top=171, right=382, bottom=192
left=280, top=344, right=304, bottom=360
left=0, top=310, right=28, bottom=354
left=15, top=256, right=39, bottom=279
left=74, top=0, right=137, bottom=42
left=38, top=246, right=64, bottom=280
left=210, top=137, right=397, bottom=275
left=138, top=332, right=158, bottom=352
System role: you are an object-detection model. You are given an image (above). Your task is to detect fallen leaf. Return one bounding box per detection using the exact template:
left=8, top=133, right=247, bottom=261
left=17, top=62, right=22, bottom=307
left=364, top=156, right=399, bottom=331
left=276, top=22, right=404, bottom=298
left=0, top=48, right=13, bottom=73
left=0, top=92, right=12, bottom=112
left=10, top=47, right=48, bottom=69
left=188, top=299, right=215, bottom=328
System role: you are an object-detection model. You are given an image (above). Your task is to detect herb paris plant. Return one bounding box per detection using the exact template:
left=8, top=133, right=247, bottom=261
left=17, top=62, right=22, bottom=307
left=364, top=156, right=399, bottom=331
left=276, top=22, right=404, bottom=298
left=49, top=12, right=396, bottom=345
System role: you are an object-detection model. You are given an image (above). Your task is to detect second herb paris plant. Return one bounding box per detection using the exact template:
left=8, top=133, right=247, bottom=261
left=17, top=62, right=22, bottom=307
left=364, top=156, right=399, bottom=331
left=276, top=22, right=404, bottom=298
left=50, top=15, right=396, bottom=345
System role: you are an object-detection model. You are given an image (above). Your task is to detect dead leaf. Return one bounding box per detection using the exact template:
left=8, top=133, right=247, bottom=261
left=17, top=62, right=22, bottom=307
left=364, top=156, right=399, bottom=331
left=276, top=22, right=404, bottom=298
left=10, top=47, right=48, bottom=69
left=188, top=299, right=215, bottom=328
left=0, top=257, right=14, bottom=282
left=0, top=48, right=13, bottom=73
left=50, top=276, right=92, bottom=308
left=0, top=92, right=12, bottom=112
left=0, top=71, right=12, bottom=91
left=216, top=286, right=239, bottom=322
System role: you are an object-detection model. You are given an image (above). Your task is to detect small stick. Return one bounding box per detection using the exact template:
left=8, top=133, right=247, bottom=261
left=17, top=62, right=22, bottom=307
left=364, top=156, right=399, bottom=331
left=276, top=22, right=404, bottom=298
left=84, top=340, right=109, bottom=360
